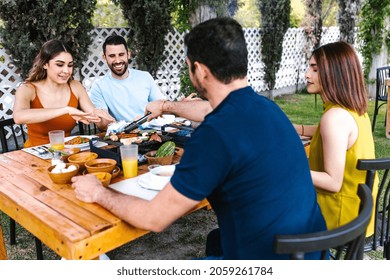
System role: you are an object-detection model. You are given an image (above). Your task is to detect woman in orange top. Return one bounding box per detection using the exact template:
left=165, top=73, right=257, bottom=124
left=13, top=39, right=115, bottom=147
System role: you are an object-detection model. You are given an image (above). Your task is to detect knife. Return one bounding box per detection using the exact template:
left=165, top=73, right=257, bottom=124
left=123, top=112, right=152, bottom=133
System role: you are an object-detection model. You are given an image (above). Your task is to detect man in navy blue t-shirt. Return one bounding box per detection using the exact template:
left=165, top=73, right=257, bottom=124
left=72, top=17, right=326, bottom=259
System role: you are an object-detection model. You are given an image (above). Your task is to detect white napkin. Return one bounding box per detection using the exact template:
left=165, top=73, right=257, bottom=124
left=108, top=173, right=159, bottom=201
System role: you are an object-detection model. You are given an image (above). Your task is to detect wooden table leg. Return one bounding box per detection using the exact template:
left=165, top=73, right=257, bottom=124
left=0, top=224, right=7, bottom=260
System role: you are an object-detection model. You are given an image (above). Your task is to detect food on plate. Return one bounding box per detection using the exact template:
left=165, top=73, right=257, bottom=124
left=65, top=136, right=90, bottom=145
left=120, top=136, right=148, bottom=145
left=149, top=132, right=162, bottom=142
left=105, top=130, right=161, bottom=144
left=109, top=134, right=119, bottom=141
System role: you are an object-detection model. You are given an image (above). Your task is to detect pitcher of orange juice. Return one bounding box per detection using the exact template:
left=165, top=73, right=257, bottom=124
left=120, top=144, right=138, bottom=178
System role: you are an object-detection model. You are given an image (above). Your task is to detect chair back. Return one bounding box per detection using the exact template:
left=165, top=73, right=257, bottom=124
left=0, top=118, right=26, bottom=153
left=78, top=122, right=99, bottom=135
left=274, top=184, right=373, bottom=260
left=372, top=66, right=390, bottom=132
left=376, top=66, right=390, bottom=102
left=357, top=158, right=390, bottom=258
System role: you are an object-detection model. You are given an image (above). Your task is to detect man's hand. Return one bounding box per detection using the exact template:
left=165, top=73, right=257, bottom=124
left=72, top=174, right=106, bottom=203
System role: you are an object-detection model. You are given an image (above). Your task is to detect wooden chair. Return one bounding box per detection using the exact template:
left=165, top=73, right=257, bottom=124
left=0, top=118, right=44, bottom=259
left=371, top=66, right=390, bottom=133
left=357, top=157, right=390, bottom=259
left=274, top=183, right=373, bottom=260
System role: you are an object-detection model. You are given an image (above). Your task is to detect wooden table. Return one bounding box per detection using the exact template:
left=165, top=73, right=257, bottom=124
left=0, top=148, right=209, bottom=260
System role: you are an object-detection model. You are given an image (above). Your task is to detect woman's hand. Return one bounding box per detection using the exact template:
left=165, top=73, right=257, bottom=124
left=178, top=92, right=202, bottom=101
left=92, top=108, right=116, bottom=123
left=68, top=107, right=100, bottom=124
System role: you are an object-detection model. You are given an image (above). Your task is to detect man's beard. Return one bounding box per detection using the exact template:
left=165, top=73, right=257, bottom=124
left=109, top=61, right=128, bottom=77
left=192, top=76, right=207, bottom=100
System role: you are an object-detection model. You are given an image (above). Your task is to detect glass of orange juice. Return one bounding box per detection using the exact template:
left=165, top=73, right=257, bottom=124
left=120, top=144, right=138, bottom=178
left=48, top=130, right=65, bottom=151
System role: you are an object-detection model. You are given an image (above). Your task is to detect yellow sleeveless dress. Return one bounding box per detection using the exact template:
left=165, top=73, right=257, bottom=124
left=309, top=102, right=378, bottom=236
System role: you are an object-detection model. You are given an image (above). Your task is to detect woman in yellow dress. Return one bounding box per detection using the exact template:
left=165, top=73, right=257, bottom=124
left=295, top=41, right=378, bottom=237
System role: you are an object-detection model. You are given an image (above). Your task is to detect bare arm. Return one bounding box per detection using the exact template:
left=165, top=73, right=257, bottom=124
left=70, top=81, right=115, bottom=130
left=146, top=99, right=212, bottom=122
left=13, top=83, right=80, bottom=124
left=293, top=124, right=318, bottom=137
left=310, top=108, right=356, bottom=193
left=72, top=175, right=200, bottom=232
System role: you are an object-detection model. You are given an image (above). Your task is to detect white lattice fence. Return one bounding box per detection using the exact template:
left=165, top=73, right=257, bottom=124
left=0, top=27, right=343, bottom=142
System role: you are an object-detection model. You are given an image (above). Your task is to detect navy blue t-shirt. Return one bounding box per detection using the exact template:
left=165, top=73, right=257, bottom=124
left=171, top=86, right=326, bottom=259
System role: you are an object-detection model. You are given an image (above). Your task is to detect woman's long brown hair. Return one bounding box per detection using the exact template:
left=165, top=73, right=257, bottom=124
left=312, top=41, right=368, bottom=115
left=26, top=39, right=74, bottom=83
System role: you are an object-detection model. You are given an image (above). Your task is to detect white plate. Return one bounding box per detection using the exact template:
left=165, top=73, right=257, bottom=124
left=64, top=135, right=98, bottom=149
left=138, top=173, right=167, bottom=191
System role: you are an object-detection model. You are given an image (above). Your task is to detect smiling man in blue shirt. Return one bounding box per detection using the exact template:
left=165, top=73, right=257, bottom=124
left=89, top=35, right=165, bottom=127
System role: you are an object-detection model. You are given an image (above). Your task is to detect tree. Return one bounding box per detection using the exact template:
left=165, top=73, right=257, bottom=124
left=302, top=0, right=323, bottom=52
left=170, top=0, right=233, bottom=31
left=337, top=0, right=362, bottom=44
left=113, top=0, right=172, bottom=77
left=0, top=0, right=97, bottom=79
left=358, top=0, right=390, bottom=80
left=258, top=0, right=290, bottom=95
left=92, top=0, right=127, bottom=27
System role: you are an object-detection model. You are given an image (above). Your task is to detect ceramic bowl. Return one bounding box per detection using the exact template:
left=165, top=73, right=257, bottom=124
left=48, top=163, right=80, bottom=184
left=149, top=165, right=175, bottom=189
left=84, top=158, right=117, bottom=174
left=144, top=150, right=173, bottom=165
left=67, top=151, right=98, bottom=171
left=88, top=171, right=112, bottom=187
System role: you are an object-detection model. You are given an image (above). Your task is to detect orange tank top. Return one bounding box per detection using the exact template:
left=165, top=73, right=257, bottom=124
left=24, top=83, right=79, bottom=147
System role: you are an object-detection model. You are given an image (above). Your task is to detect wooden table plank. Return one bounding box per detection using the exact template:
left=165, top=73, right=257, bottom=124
left=4, top=173, right=113, bottom=234
left=0, top=180, right=90, bottom=243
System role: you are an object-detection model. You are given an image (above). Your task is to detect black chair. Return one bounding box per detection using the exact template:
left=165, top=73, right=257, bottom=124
left=357, top=158, right=390, bottom=259
left=371, top=66, right=390, bottom=133
left=78, top=122, right=99, bottom=135
left=0, top=118, right=44, bottom=259
left=274, top=183, right=373, bottom=260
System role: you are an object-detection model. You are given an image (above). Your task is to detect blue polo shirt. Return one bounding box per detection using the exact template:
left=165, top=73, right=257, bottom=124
left=171, top=86, right=326, bottom=259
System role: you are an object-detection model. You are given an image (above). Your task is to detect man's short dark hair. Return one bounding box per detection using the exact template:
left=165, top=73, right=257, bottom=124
left=103, top=35, right=128, bottom=54
left=184, top=17, right=248, bottom=84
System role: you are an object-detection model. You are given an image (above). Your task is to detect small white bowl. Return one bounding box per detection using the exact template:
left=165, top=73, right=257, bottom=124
left=149, top=165, right=176, bottom=189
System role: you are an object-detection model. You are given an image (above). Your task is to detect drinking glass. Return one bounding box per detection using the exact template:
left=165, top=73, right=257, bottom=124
left=48, top=130, right=65, bottom=151
left=120, top=144, right=138, bottom=178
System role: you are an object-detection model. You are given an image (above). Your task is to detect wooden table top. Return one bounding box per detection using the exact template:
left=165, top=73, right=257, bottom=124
left=0, top=148, right=209, bottom=260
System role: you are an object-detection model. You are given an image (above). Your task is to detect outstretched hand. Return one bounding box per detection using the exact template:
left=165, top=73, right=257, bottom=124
left=145, top=99, right=165, bottom=121
left=93, top=108, right=116, bottom=123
